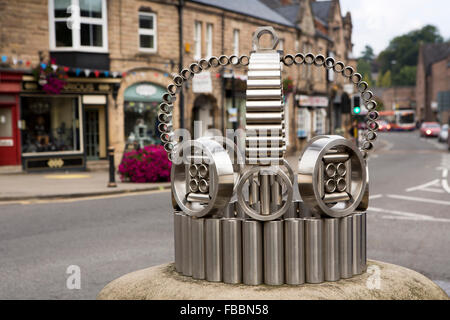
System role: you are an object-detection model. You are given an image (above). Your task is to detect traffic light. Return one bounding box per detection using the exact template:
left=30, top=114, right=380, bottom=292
left=352, top=96, right=361, bottom=115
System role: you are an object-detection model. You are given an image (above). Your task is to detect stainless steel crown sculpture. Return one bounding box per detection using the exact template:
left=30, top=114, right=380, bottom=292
left=158, top=27, right=378, bottom=285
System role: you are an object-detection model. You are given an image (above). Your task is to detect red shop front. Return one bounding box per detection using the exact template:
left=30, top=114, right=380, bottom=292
left=0, top=70, right=23, bottom=166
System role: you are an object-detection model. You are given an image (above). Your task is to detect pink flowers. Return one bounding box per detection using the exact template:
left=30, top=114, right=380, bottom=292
left=118, top=145, right=171, bottom=183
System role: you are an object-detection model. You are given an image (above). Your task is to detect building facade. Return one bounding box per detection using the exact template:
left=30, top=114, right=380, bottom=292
left=0, top=0, right=354, bottom=171
left=381, top=86, right=416, bottom=111
left=416, top=42, right=450, bottom=124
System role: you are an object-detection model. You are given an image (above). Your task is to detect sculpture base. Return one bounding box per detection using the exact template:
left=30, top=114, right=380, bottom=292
left=98, top=260, right=448, bottom=300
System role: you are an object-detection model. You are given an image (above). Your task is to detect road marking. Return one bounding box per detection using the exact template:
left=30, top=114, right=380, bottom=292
left=406, top=179, right=440, bottom=192
left=0, top=188, right=171, bottom=206
left=387, top=194, right=450, bottom=206
left=370, top=207, right=450, bottom=223
left=421, top=188, right=445, bottom=194
left=370, top=194, right=383, bottom=200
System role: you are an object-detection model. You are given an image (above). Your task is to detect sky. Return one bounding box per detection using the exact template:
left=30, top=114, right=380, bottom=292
left=338, top=0, right=450, bottom=57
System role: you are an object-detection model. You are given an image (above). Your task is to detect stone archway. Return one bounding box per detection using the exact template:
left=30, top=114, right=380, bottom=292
left=111, top=70, right=174, bottom=164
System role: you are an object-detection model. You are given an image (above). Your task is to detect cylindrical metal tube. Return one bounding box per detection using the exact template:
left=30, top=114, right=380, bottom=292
left=181, top=214, right=192, bottom=276
left=323, top=218, right=340, bottom=282
left=284, top=218, right=305, bottom=285
left=249, top=175, right=260, bottom=211
left=352, top=212, right=363, bottom=275
left=186, top=193, right=209, bottom=202
left=259, top=173, right=271, bottom=215
left=305, top=218, right=324, bottom=283
left=323, top=192, right=350, bottom=203
left=361, top=212, right=367, bottom=272
left=205, top=218, right=222, bottom=282
left=339, top=215, right=353, bottom=279
left=223, top=200, right=236, bottom=219
left=284, top=200, right=299, bottom=219
left=191, top=218, right=205, bottom=279
left=174, top=211, right=183, bottom=273
left=264, top=220, right=284, bottom=285
left=270, top=176, right=282, bottom=212
left=243, top=220, right=263, bottom=285
left=222, top=218, right=242, bottom=284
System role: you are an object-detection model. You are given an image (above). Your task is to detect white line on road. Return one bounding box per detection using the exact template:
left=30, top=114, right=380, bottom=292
left=421, top=188, right=445, bottom=194
left=387, top=194, right=450, bottom=206
left=441, top=168, right=450, bottom=194
left=370, top=194, right=383, bottom=200
left=406, top=179, right=440, bottom=192
left=370, top=207, right=450, bottom=223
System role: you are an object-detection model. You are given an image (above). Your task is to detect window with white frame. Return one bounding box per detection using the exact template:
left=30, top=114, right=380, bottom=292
left=139, top=12, right=157, bottom=52
left=49, top=0, right=108, bottom=52
left=206, top=23, right=213, bottom=58
left=233, top=29, right=240, bottom=56
left=194, top=21, right=202, bottom=60
left=302, top=43, right=312, bottom=78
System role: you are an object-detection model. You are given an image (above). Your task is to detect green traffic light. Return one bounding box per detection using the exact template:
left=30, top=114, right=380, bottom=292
left=353, top=106, right=361, bottom=114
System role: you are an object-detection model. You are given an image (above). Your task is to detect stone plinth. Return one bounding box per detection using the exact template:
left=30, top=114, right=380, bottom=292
left=98, top=260, right=448, bottom=300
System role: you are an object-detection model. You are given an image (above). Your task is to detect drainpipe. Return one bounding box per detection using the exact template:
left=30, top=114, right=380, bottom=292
left=178, top=0, right=185, bottom=129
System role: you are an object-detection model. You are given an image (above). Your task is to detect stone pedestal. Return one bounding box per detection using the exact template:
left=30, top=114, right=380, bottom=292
left=98, top=260, right=448, bottom=300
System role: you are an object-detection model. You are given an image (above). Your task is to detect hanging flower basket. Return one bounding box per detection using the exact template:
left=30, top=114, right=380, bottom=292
left=118, top=145, right=172, bottom=183
left=32, top=58, right=67, bottom=95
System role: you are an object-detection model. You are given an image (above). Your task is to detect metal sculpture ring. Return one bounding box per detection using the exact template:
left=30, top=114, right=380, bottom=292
left=298, top=135, right=367, bottom=218
left=171, top=138, right=235, bottom=217
left=237, top=165, right=293, bottom=221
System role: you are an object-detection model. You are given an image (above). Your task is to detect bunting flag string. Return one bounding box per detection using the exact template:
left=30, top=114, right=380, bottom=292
left=0, top=53, right=176, bottom=80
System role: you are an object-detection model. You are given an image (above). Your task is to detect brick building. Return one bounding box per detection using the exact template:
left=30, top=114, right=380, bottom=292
left=381, top=86, right=416, bottom=111
left=416, top=42, right=450, bottom=124
left=0, top=0, right=354, bottom=171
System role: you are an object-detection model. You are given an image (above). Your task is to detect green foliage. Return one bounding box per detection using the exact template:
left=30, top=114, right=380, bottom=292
left=360, top=45, right=375, bottom=61
left=377, top=25, right=443, bottom=86
left=393, top=65, right=417, bottom=86
left=377, top=70, right=392, bottom=88
left=357, top=58, right=373, bottom=86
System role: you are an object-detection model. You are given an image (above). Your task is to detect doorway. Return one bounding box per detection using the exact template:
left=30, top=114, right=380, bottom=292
left=84, top=106, right=106, bottom=160
left=0, top=105, right=20, bottom=165
left=192, top=94, right=216, bottom=137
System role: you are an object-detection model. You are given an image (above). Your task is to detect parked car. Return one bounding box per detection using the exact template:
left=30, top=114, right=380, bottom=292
left=438, top=124, right=449, bottom=142
left=378, top=120, right=392, bottom=132
left=420, top=122, right=441, bottom=137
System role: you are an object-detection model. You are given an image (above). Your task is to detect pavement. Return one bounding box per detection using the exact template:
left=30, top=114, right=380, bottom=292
left=0, top=171, right=170, bottom=202
left=0, top=131, right=449, bottom=299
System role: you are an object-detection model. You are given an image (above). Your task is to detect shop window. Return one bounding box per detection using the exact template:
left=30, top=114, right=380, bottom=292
left=139, top=12, right=157, bottom=52
left=296, top=108, right=311, bottom=139
left=314, top=109, right=327, bottom=135
left=21, top=97, right=81, bottom=154
left=49, top=0, right=108, bottom=52
left=124, top=101, right=161, bottom=148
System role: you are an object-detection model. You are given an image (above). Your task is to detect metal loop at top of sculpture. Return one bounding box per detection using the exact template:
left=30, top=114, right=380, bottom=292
left=159, top=26, right=378, bottom=219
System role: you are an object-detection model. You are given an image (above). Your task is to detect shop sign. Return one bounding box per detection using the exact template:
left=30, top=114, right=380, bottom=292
left=136, top=84, right=157, bottom=97
left=296, top=95, right=328, bottom=107
left=193, top=72, right=212, bottom=93
left=0, top=139, right=13, bottom=147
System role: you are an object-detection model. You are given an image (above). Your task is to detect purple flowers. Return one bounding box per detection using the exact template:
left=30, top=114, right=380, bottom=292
left=42, top=75, right=66, bottom=95
left=118, top=145, right=171, bottom=183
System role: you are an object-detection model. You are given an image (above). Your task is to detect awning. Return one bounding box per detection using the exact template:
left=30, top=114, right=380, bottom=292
left=124, top=82, right=165, bottom=103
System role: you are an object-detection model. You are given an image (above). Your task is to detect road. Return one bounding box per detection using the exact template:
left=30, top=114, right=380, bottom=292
left=0, top=131, right=448, bottom=299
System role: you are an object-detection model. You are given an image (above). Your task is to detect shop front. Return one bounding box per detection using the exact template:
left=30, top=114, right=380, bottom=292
left=0, top=70, right=23, bottom=167
left=296, top=94, right=329, bottom=140
left=20, top=76, right=118, bottom=171
left=123, top=82, right=165, bottom=150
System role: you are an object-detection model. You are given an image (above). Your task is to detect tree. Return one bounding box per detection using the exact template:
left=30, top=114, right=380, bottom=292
left=392, top=65, right=417, bottom=86
left=357, top=58, right=373, bottom=86
left=377, top=25, right=443, bottom=86
left=377, top=70, right=392, bottom=88
left=360, top=45, right=375, bottom=62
